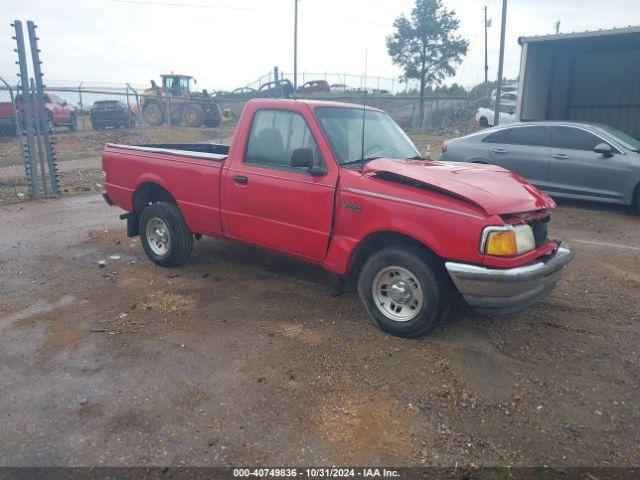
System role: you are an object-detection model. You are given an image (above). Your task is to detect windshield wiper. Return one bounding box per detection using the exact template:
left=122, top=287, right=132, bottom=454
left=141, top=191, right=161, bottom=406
left=406, top=155, right=427, bottom=160
left=341, top=156, right=382, bottom=167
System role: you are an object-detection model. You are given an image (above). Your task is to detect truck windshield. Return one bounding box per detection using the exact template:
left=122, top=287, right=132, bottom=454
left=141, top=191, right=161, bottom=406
left=314, top=107, right=420, bottom=166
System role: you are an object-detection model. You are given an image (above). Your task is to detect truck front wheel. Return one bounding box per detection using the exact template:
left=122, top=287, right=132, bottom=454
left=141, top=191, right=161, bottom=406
left=139, top=202, right=193, bottom=267
left=357, top=246, right=450, bottom=337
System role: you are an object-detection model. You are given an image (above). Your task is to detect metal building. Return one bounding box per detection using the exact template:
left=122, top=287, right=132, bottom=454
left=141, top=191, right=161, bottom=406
left=517, top=26, right=640, bottom=138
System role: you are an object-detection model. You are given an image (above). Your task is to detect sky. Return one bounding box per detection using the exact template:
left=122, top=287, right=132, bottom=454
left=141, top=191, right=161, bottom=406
left=1, top=0, right=639, bottom=93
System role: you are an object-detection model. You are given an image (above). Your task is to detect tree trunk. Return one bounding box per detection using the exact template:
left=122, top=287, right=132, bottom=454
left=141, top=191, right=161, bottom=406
left=418, top=72, right=426, bottom=133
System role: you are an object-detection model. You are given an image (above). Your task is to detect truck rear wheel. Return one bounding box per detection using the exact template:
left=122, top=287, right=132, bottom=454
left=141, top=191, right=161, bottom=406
left=139, top=202, right=193, bottom=267
left=357, top=246, right=450, bottom=338
left=143, top=102, right=164, bottom=127
left=181, top=104, right=205, bottom=127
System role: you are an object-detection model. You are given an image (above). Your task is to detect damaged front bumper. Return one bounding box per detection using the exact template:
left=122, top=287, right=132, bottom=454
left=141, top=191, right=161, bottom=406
left=445, top=245, right=574, bottom=314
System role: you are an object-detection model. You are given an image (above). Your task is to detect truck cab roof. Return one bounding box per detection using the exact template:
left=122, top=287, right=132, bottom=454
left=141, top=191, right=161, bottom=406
left=245, top=98, right=383, bottom=112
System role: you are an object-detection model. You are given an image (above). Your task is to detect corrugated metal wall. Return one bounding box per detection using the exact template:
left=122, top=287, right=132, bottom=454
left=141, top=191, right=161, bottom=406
left=568, top=48, right=640, bottom=137
left=523, top=31, right=640, bottom=138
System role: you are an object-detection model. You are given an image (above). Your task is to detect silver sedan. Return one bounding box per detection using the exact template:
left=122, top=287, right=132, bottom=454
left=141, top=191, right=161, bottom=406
left=440, top=121, right=640, bottom=212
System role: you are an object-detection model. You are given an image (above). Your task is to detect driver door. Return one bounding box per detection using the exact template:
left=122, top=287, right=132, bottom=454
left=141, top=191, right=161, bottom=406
left=221, top=107, right=338, bottom=262
left=547, top=126, right=626, bottom=201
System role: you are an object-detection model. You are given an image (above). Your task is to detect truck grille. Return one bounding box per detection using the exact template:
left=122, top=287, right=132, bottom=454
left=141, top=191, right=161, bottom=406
left=528, top=217, right=550, bottom=247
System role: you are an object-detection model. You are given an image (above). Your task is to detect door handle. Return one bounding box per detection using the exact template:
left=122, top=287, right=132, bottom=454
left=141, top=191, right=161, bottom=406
left=491, top=148, right=507, bottom=153
left=232, top=175, right=248, bottom=185
left=552, top=153, right=569, bottom=159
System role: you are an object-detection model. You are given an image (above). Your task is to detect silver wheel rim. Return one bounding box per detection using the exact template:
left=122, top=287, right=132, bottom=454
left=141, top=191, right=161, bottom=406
left=372, top=265, right=424, bottom=322
left=146, top=217, right=171, bottom=256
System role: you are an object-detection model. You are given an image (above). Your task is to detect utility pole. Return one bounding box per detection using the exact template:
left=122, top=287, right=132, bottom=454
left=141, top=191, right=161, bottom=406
left=293, top=0, right=299, bottom=95
left=493, top=0, right=507, bottom=126
left=484, top=6, right=491, bottom=85
left=554, top=20, right=560, bottom=34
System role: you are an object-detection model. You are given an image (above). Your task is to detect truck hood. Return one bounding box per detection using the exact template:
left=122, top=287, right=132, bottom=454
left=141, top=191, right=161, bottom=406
left=363, top=158, right=555, bottom=216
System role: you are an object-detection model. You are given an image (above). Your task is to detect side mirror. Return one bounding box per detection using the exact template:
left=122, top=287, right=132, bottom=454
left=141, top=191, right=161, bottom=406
left=594, top=143, right=614, bottom=157
left=291, top=148, right=326, bottom=176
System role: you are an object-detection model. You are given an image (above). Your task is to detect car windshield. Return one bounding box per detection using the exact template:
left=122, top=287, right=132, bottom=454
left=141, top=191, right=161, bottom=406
left=596, top=125, right=640, bottom=152
left=314, top=107, right=420, bottom=166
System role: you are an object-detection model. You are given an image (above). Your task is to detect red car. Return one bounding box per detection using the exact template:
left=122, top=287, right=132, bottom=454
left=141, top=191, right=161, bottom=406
left=297, top=80, right=330, bottom=94
left=11, top=93, right=77, bottom=131
left=102, top=99, right=573, bottom=337
left=0, top=101, right=17, bottom=135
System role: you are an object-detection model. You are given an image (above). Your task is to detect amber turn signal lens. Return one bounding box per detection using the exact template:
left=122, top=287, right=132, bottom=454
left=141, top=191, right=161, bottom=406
left=485, top=230, right=518, bottom=256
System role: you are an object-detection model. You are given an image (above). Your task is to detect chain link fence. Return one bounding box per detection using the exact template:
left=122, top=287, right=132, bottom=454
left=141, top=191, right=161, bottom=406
left=0, top=82, right=25, bottom=192
left=0, top=81, right=483, bottom=204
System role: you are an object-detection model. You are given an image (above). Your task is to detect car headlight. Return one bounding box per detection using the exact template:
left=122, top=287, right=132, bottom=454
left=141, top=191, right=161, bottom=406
left=481, top=224, right=535, bottom=257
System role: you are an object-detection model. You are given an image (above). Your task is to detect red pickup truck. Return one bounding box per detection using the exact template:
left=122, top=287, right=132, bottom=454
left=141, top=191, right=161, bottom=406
left=102, top=99, right=573, bottom=337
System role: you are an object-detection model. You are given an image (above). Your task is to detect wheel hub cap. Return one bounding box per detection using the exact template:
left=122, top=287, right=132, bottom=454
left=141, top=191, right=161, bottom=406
left=146, top=217, right=170, bottom=256
left=372, top=266, right=424, bottom=322
left=389, top=281, right=412, bottom=304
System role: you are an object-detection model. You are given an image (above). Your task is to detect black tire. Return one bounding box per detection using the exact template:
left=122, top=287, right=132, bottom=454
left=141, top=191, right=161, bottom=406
left=633, top=185, right=640, bottom=214
left=139, top=202, right=193, bottom=267
left=357, top=245, right=450, bottom=338
left=68, top=114, right=77, bottom=131
left=143, top=102, right=164, bottom=127
left=204, top=104, right=222, bottom=128
left=479, top=116, right=489, bottom=127
left=181, top=104, right=205, bottom=127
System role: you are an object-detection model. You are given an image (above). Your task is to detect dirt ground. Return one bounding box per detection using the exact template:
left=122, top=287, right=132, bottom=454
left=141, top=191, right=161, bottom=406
left=0, top=194, right=638, bottom=468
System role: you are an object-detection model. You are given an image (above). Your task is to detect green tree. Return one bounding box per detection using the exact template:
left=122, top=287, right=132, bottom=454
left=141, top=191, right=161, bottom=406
left=387, top=0, right=468, bottom=129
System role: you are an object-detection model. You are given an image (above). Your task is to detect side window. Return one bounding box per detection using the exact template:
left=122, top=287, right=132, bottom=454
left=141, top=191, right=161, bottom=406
left=503, top=126, right=547, bottom=147
left=550, top=126, right=607, bottom=151
left=482, top=129, right=507, bottom=144
left=245, top=110, right=324, bottom=171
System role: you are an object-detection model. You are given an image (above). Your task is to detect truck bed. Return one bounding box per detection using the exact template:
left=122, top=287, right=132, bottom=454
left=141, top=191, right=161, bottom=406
left=103, top=142, right=229, bottom=238
left=107, top=143, right=229, bottom=161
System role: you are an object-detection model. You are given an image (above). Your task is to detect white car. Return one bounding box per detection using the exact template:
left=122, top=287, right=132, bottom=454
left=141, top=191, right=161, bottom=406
left=476, top=104, right=516, bottom=127
left=491, top=84, right=518, bottom=102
